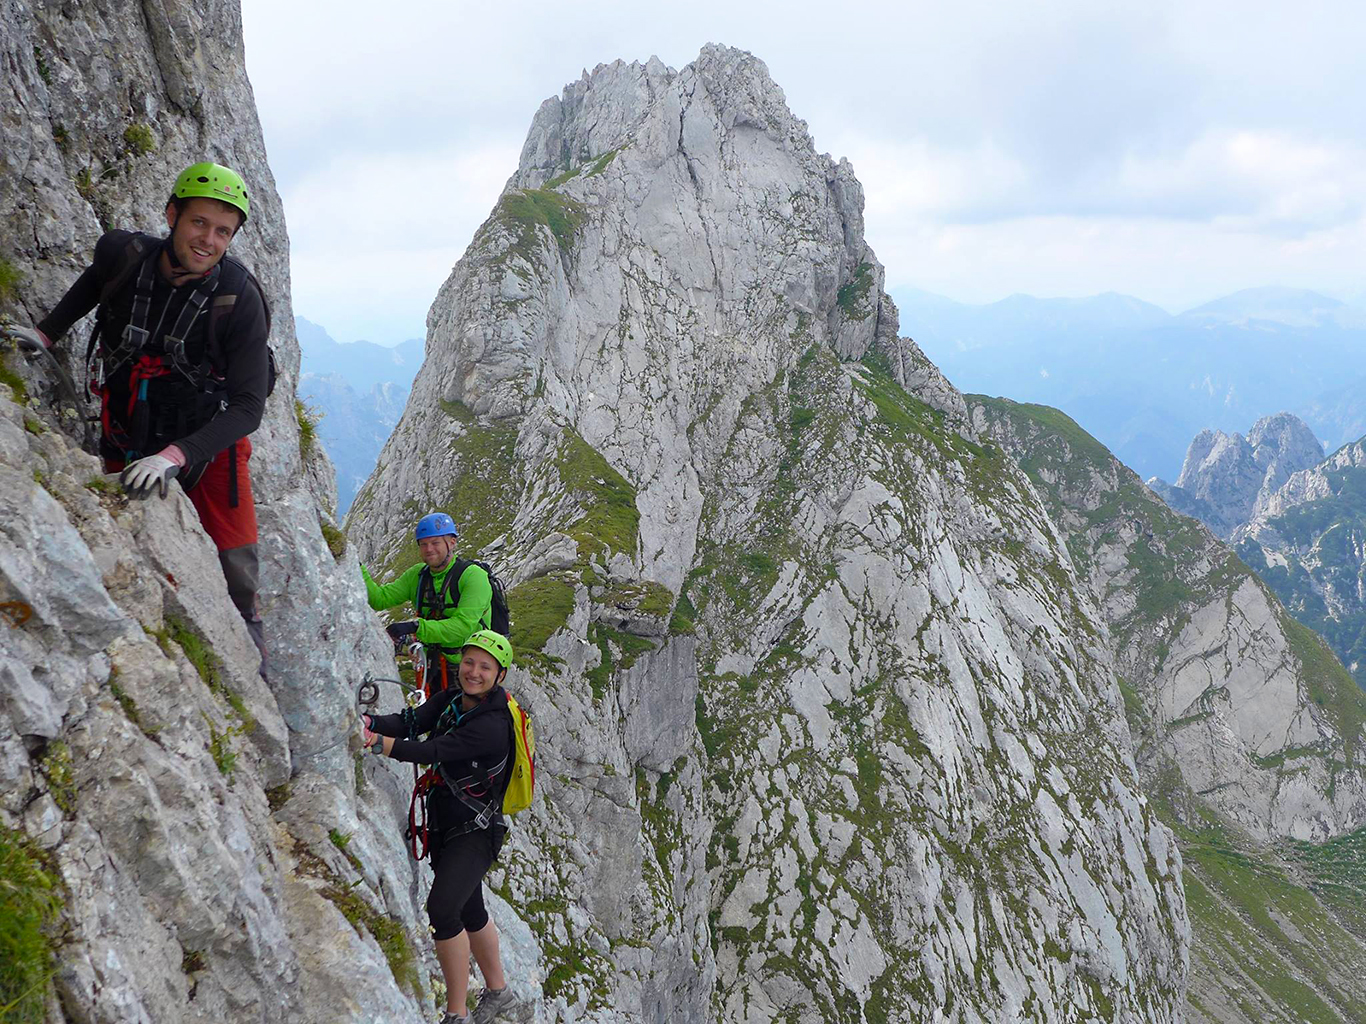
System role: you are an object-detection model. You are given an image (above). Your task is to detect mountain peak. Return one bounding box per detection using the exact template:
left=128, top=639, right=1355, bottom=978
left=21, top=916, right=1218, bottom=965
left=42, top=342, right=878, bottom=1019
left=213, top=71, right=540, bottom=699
left=1180, top=286, right=1359, bottom=328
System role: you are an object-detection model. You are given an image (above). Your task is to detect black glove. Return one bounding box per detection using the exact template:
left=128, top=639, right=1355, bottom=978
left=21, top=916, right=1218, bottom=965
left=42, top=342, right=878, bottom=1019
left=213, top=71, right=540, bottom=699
left=386, top=621, right=419, bottom=643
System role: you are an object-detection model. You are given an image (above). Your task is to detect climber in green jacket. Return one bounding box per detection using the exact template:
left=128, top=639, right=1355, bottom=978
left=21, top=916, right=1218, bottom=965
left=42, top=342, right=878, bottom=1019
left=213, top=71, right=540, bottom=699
left=362, top=512, right=493, bottom=693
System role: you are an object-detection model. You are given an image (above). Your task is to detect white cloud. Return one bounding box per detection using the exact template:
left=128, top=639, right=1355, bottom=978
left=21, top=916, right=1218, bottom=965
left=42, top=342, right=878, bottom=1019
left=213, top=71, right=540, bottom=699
left=239, top=0, right=1366, bottom=333
left=280, top=143, right=518, bottom=344
left=873, top=212, right=1366, bottom=314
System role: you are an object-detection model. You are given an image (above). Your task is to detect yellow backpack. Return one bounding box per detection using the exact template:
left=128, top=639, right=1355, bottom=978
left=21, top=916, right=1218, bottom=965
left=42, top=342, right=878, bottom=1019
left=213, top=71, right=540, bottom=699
left=502, top=693, right=536, bottom=815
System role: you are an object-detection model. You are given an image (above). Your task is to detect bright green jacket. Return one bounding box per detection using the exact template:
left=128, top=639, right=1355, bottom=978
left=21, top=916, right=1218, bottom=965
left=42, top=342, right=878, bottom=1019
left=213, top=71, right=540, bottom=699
left=361, top=559, right=492, bottom=654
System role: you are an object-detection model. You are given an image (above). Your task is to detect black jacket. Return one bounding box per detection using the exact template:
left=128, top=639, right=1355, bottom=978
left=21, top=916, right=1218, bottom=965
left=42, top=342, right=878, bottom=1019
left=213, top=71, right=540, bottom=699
left=39, top=230, right=270, bottom=466
left=370, top=685, right=512, bottom=825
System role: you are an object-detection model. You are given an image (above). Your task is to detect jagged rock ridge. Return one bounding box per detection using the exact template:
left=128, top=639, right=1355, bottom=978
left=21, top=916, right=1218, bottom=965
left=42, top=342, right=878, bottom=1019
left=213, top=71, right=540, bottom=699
left=1148, top=413, right=1324, bottom=538
left=1236, top=437, right=1366, bottom=689
left=967, top=397, right=1366, bottom=1021
left=351, top=46, right=1188, bottom=1022
left=1151, top=412, right=1366, bottom=692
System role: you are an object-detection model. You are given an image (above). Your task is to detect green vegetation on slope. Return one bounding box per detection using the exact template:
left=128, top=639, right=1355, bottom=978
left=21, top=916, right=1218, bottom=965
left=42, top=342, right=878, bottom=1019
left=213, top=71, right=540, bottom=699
left=0, top=826, right=62, bottom=1023
left=555, top=427, right=640, bottom=565
left=1174, top=811, right=1366, bottom=1021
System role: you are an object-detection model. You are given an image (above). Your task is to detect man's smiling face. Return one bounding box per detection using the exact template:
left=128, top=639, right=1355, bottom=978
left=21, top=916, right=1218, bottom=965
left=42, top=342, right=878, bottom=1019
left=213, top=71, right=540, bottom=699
left=165, top=197, right=240, bottom=275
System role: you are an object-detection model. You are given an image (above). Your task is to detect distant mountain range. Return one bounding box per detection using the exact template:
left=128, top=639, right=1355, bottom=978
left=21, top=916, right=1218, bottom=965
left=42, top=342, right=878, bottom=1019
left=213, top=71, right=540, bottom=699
left=896, top=285, right=1366, bottom=481
left=1152, top=413, right=1366, bottom=688
left=295, top=317, right=423, bottom=513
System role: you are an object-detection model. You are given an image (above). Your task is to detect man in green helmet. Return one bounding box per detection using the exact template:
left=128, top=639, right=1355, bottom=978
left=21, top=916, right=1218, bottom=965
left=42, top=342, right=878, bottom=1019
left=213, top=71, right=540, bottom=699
left=2, top=161, right=273, bottom=676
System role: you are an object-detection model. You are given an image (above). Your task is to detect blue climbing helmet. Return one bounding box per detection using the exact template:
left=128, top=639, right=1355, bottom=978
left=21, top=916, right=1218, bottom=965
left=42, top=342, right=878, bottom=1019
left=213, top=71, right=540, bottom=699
left=414, top=513, right=457, bottom=541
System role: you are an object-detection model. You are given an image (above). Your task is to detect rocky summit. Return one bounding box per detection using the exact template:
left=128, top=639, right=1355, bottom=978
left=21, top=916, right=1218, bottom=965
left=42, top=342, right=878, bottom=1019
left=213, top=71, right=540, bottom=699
left=1148, top=413, right=1325, bottom=539
left=4, top=6, right=1366, bottom=1023
left=1153, top=412, right=1366, bottom=693
left=349, top=45, right=1189, bottom=1022
left=1235, top=437, right=1366, bottom=691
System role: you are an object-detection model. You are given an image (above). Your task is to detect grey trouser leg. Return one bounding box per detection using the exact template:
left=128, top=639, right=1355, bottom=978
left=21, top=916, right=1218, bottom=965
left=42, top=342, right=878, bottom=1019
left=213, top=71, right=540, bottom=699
left=220, top=544, right=267, bottom=681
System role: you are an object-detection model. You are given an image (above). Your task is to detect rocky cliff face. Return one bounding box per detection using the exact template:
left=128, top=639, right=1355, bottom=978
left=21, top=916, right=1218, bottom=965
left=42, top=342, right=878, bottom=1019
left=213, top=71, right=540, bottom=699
left=1235, top=438, right=1366, bottom=690
left=1150, top=414, right=1324, bottom=538
left=966, top=397, right=1366, bottom=1021
left=1153, top=412, right=1365, bottom=693
left=1, top=4, right=436, bottom=1021
left=350, top=47, right=1189, bottom=1022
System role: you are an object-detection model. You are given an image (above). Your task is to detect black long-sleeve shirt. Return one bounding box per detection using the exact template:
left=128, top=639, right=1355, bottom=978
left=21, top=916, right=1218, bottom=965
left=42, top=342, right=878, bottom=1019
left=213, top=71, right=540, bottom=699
left=370, top=686, right=512, bottom=824
left=39, top=230, right=270, bottom=466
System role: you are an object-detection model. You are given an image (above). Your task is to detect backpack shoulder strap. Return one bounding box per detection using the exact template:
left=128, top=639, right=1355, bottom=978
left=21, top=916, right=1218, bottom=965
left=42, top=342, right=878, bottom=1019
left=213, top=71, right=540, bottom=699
left=98, top=232, right=158, bottom=307
left=416, top=564, right=435, bottom=618
left=86, top=232, right=159, bottom=365
left=438, top=559, right=470, bottom=610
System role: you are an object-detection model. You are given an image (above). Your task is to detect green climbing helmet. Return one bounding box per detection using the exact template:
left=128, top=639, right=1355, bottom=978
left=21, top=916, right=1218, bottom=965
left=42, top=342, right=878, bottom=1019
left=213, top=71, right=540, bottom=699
left=171, top=161, right=250, bottom=223
left=463, top=629, right=513, bottom=670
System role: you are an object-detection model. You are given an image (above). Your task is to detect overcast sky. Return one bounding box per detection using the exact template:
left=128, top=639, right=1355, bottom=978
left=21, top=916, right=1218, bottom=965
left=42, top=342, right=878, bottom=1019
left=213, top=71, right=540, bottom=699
left=240, top=0, right=1365, bottom=346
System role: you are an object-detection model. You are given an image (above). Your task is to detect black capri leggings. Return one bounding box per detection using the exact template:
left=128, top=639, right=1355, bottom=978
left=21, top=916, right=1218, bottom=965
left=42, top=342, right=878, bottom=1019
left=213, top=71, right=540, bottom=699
left=427, top=823, right=505, bottom=941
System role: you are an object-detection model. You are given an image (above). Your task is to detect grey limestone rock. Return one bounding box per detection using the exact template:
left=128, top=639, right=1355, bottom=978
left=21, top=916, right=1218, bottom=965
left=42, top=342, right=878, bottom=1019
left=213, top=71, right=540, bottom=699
left=1159, top=414, right=1324, bottom=538
left=1, top=3, right=431, bottom=1021
left=351, top=45, right=1189, bottom=1024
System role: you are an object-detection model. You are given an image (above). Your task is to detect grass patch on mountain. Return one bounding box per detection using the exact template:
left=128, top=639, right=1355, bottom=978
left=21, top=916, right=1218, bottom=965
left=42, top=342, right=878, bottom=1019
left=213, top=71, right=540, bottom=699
left=493, top=189, right=586, bottom=268
left=0, top=257, right=23, bottom=307
left=1152, top=781, right=1366, bottom=1021
left=295, top=400, right=320, bottom=459
left=444, top=422, right=519, bottom=555
left=1182, top=835, right=1366, bottom=1023
left=836, top=261, right=875, bottom=321
left=0, top=353, right=28, bottom=402
left=596, top=579, right=673, bottom=619
left=556, top=428, right=639, bottom=563
left=380, top=423, right=519, bottom=578
left=1289, top=826, right=1366, bottom=940
left=0, top=826, right=62, bottom=1023
left=506, top=574, right=575, bottom=666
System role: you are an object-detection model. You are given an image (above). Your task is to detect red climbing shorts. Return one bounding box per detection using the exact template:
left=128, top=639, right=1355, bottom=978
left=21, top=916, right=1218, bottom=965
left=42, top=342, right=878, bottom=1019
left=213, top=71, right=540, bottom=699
left=105, top=438, right=257, bottom=552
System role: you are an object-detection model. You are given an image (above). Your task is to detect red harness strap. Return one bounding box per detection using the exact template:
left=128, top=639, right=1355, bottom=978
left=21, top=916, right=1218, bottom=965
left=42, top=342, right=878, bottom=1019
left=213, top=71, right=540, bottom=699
left=407, top=768, right=440, bottom=861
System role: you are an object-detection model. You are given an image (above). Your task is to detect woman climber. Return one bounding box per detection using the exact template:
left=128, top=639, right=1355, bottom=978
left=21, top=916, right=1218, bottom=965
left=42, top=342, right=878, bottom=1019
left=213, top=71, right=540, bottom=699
left=362, top=629, right=518, bottom=1024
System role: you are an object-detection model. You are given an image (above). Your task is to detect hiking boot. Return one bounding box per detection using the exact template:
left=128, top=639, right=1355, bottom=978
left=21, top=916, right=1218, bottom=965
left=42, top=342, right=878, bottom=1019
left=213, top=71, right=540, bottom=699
left=471, top=986, right=514, bottom=1024
left=439, top=1013, right=469, bottom=1024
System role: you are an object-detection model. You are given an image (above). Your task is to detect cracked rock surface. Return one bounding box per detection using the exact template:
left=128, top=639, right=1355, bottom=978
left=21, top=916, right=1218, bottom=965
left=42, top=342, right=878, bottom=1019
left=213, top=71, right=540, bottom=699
left=2, top=3, right=434, bottom=1021
left=351, top=46, right=1189, bottom=1023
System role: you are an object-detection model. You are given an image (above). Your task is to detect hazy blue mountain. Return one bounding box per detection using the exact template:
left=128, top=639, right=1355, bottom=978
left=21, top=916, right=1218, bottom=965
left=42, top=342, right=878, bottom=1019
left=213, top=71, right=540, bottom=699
left=1183, top=286, right=1366, bottom=329
left=296, top=316, right=424, bottom=392
left=1302, top=373, right=1366, bottom=453
left=896, top=286, right=1366, bottom=481
left=296, top=317, right=422, bottom=513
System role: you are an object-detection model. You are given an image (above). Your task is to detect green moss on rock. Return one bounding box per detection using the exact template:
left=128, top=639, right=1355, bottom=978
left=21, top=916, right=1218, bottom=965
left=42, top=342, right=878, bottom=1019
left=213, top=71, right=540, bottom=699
left=0, top=257, right=23, bottom=307
left=497, top=189, right=585, bottom=251
left=556, top=428, right=639, bottom=561
left=320, top=520, right=347, bottom=558
left=122, top=122, right=155, bottom=155
left=836, top=261, right=875, bottom=320
left=507, top=574, right=576, bottom=662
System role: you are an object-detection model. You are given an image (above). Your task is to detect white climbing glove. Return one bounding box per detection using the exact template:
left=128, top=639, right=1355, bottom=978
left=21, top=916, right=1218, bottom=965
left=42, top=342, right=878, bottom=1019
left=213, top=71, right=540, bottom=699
left=2, top=322, right=49, bottom=354
left=119, top=454, right=179, bottom=499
